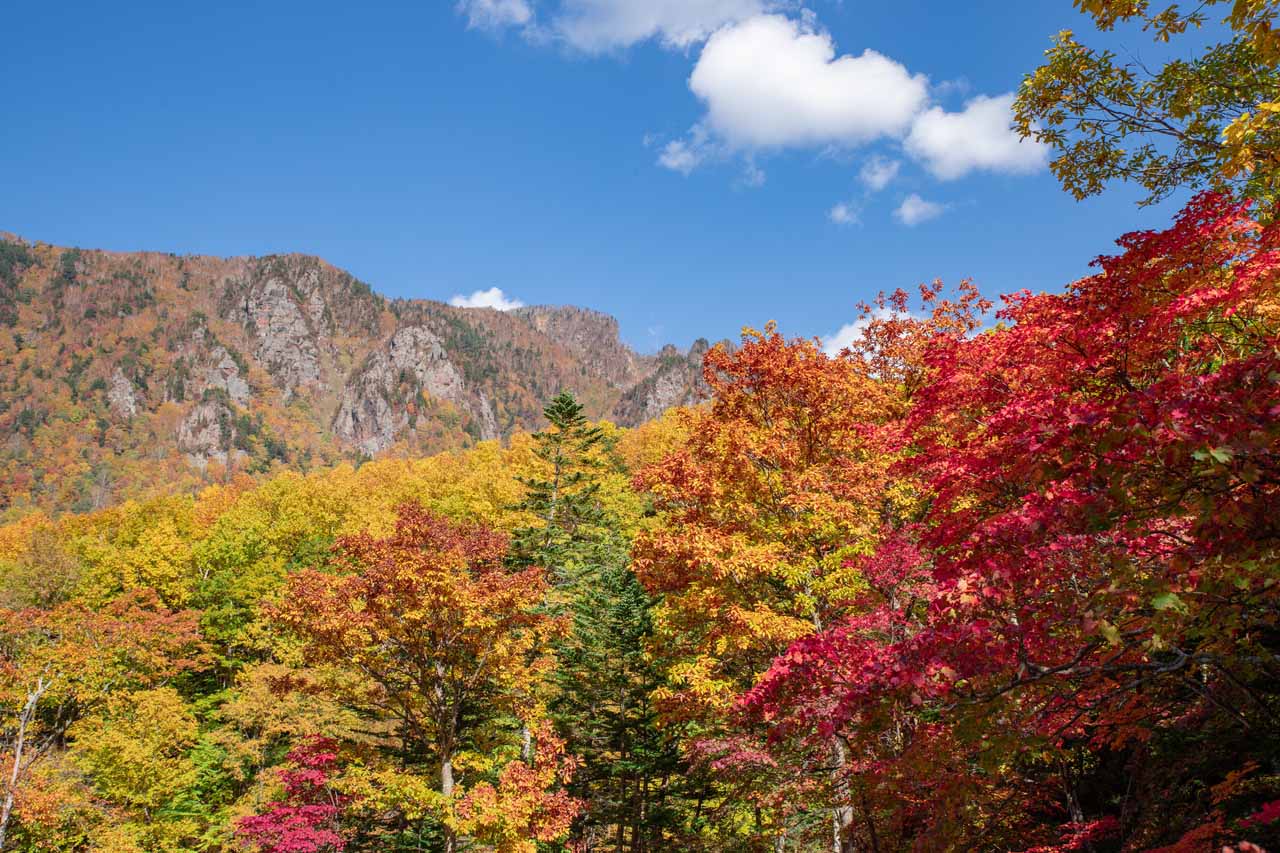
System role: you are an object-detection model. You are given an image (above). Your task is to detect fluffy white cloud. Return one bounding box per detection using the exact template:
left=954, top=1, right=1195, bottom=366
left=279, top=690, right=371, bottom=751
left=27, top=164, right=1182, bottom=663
left=893, top=193, right=945, bottom=226
left=686, top=15, right=929, bottom=150
left=905, top=93, right=1047, bottom=180
left=449, top=287, right=526, bottom=311
left=556, top=0, right=766, bottom=51
left=859, top=155, right=900, bottom=192
left=457, top=0, right=533, bottom=30
left=821, top=321, right=864, bottom=355
left=828, top=202, right=859, bottom=225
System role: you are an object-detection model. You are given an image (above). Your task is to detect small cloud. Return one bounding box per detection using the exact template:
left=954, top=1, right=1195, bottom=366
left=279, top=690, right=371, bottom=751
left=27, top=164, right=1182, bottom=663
left=933, top=77, right=972, bottom=98
left=457, top=0, right=534, bottom=29
left=658, top=139, right=703, bottom=175
left=893, top=193, right=946, bottom=226
left=738, top=158, right=766, bottom=188
left=858, top=155, right=900, bottom=192
left=656, top=125, right=719, bottom=175
left=905, top=93, right=1048, bottom=180
left=449, top=287, right=526, bottom=311
left=828, top=202, right=860, bottom=226
left=821, top=320, right=868, bottom=356
left=555, top=0, right=766, bottom=52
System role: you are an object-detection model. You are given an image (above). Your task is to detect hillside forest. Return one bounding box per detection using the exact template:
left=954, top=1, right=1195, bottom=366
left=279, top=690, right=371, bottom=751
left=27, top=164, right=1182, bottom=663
left=3, top=2, right=1280, bottom=851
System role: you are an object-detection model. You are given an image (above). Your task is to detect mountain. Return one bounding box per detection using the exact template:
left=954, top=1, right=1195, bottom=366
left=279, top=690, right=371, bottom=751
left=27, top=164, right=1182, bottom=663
left=0, top=234, right=715, bottom=517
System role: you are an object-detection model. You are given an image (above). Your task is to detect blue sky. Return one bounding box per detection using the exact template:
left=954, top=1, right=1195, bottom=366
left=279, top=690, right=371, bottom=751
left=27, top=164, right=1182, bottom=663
left=3, top=0, right=1193, bottom=352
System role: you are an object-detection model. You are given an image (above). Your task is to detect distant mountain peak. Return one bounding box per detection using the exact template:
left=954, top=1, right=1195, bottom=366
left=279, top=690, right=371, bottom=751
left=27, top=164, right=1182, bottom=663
left=0, top=235, right=714, bottom=516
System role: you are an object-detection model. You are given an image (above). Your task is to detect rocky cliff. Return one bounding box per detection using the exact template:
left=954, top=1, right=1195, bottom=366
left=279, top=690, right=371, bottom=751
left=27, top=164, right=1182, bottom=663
left=0, top=234, right=716, bottom=516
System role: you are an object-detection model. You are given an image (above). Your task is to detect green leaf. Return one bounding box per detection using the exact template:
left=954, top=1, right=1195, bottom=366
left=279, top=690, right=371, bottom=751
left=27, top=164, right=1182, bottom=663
left=1152, top=592, right=1187, bottom=613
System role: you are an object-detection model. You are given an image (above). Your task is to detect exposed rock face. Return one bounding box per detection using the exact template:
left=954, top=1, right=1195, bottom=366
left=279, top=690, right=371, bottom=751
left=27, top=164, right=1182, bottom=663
left=224, top=272, right=322, bottom=400
left=474, top=391, right=499, bottom=442
left=332, top=326, right=484, bottom=456
left=513, top=306, right=645, bottom=388
left=177, top=396, right=236, bottom=468
left=611, top=339, right=717, bottom=425
left=203, top=345, right=251, bottom=407
left=107, top=368, right=139, bottom=419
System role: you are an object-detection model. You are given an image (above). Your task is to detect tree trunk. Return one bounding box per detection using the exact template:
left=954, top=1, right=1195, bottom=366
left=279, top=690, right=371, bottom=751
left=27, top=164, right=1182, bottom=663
left=436, top=665, right=458, bottom=853
left=0, top=789, right=14, bottom=853
left=0, top=676, right=48, bottom=852
left=441, top=752, right=456, bottom=853
left=831, top=737, right=857, bottom=853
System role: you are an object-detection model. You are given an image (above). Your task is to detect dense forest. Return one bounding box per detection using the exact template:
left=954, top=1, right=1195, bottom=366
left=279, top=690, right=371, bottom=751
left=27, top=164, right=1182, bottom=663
left=3, top=1, right=1280, bottom=851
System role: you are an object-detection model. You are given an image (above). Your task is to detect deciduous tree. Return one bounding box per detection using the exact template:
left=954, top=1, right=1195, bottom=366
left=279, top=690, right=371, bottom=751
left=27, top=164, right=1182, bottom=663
left=1015, top=0, right=1280, bottom=208
left=272, top=505, right=566, bottom=852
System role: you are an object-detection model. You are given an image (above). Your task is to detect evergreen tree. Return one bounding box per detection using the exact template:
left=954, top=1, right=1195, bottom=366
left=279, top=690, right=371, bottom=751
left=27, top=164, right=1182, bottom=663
left=511, top=391, right=608, bottom=588
left=512, top=392, right=682, bottom=850
left=549, top=561, right=682, bottom=852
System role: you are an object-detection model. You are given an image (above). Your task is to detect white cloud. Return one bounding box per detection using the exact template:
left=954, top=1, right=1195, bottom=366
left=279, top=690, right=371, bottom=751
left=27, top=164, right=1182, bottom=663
left=658, top=138, right=705, bottom=174
left=449, top=287, right=526, bottom=311
left=893, top=193, right=946, bottom=226
left=456, top=4, right=1050, bottom=196
left=828, top=202, right=859, bottom=225
left=905, top=93, right=1047, bottom=180
left=739, top=158, right=766, bottom=187
left=685, top=15, right=929, bottom=151
left=457, top=0, right=534, bottom=29
left=555, top=0, right=767, bottom=51
left=858, top=155, right=900, bottom=192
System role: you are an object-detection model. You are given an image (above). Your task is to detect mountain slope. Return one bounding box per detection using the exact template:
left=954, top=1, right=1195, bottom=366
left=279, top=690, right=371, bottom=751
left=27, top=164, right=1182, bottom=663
left=0, top=235, right=714, bottom=517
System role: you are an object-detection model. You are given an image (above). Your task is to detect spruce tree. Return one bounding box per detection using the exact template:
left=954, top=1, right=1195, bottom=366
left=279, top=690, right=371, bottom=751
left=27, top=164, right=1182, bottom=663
left=512, top=392, right=681, bottom=850
left=511, top=391, right=608, bottom=588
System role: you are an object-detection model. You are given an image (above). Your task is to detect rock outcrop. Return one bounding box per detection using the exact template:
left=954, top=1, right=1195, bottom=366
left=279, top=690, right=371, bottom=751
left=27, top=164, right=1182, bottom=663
left=202, top=345, right=251, bottom=408
left=222, top=270, right=322, bottom=400
left=513, top=305, right=646, bottom=388
left=611, top=339, right=717, bottom=425
left=107, top=368, right=139, bottom=420
left=332, top=326, right=491, bottom=456
left=176, top=395, right=242, bottom=469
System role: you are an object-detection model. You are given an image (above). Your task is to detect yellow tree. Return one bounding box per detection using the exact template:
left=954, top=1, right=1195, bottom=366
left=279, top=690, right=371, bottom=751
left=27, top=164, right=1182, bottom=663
left=69, top=687, right=200, bottom=850
left=1014, top=0, right=1280, bottom=207
left=0, top=592, right=206, bottom=849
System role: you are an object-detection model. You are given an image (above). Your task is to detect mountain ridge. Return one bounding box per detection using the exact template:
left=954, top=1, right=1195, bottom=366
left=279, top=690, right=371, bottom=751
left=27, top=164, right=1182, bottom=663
left=0, top=233, right=716, bottom=517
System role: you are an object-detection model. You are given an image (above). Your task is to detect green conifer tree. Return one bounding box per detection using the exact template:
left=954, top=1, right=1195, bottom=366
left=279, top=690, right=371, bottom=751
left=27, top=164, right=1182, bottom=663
left=512, top=392, right=682, bottom=850
left=511, top=391, right=608, bottom=588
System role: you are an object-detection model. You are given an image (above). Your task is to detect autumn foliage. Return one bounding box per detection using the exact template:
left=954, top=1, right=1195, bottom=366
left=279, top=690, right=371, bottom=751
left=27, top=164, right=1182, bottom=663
left=235, top=737, right=348, bottom=853
left=738, top=193, right=1280, bottom=850
left=3, top=186, right=1280, bottom=852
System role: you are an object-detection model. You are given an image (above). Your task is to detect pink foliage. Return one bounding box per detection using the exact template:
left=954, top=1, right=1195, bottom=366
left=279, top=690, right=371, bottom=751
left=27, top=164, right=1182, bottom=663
left=236, top=737, right=348, bottom=853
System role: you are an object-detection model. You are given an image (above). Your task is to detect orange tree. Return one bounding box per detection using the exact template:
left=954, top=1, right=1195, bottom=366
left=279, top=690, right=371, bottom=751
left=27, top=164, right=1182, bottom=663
left=272, top=504, right=574, bottom=852
left=630, top=304, right=983, bottom=849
